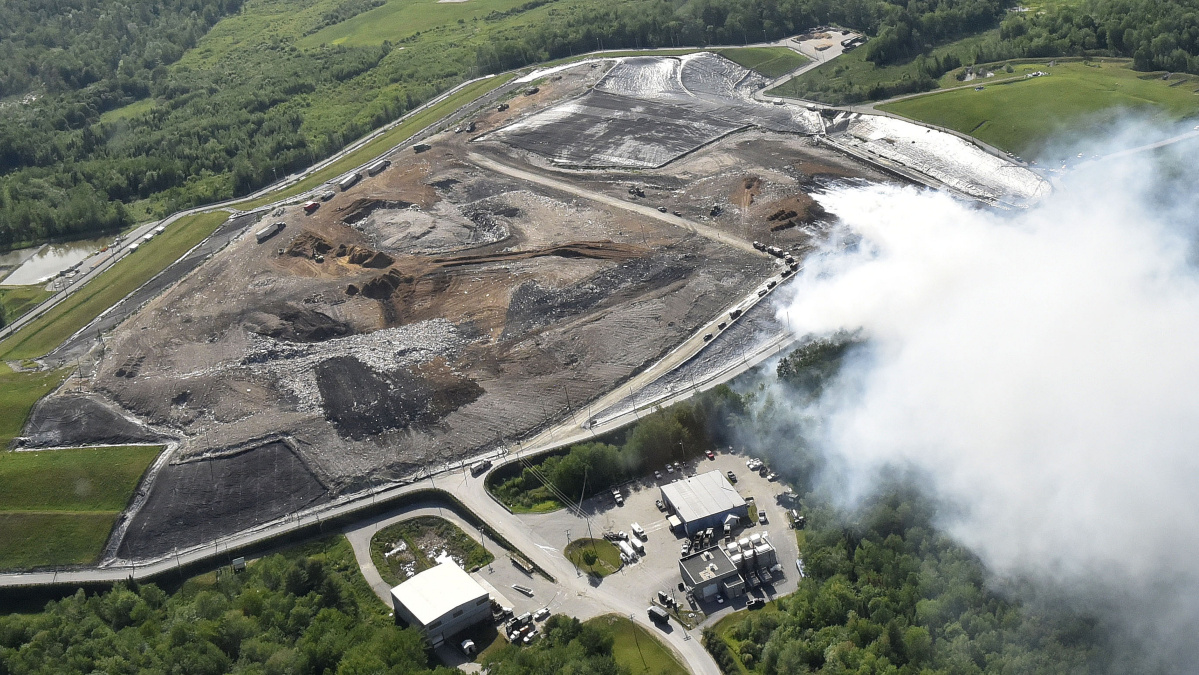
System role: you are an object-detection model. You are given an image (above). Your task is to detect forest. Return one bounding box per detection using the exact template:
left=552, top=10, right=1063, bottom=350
left=5, top=0, right=1199, bottom=249
left=0, top=537, right=456, bottom=675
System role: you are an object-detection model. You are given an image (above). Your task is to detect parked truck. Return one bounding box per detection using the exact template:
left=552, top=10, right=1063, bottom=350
left=337, top=172, right=361, bottom=191
left=367, top=159, right=391, bottom=176
left=256, top=222, right=285, bottom=244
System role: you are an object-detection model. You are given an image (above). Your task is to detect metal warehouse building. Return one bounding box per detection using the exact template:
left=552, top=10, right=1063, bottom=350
left=390, top=562, right=491, bottom=647
left=660, top=470, right=748, bottom=536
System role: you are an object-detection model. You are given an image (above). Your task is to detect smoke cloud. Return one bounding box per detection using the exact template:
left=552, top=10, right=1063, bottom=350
left=776, top=126, right=1199, bottom=666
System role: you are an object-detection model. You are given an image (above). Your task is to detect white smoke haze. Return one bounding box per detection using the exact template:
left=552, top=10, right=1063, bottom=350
left=775, top=126, right=1199, bottom=665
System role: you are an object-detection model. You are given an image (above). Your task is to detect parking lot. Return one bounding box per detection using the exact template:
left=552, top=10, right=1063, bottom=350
left=514, top=449, right=801, bottom=628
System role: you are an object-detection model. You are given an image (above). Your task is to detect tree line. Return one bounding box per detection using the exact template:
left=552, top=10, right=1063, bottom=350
left=6, top=0, right=1199, bottom=251
left=490, top=386, right=746, bottom=510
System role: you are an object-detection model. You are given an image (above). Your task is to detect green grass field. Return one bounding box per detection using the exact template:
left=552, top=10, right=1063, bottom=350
left=585, top=614, right=687, bottom=675
left=0, top=363, right=67, bottom=447
left=0, top=444, right=162, bottom=570
left=881, top=60, right=1199, bottom=156
left=564, top=538, right=622, bottom=577
left=0, top=285, right=53, bottom=327
left=0, top=210, right=228, bottom=361
left=715, top=47, right=807, bottom=78
left=0, top=512, right=123, bottom=569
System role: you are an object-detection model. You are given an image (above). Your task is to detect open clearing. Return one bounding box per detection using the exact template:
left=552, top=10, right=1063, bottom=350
left=880, top=60, right=1199, bottom=157
left=0, top=444, right=161, bottom=569
left=585, top=614, right=688, bottom=674
left=370, top=515, right=494, bottom=586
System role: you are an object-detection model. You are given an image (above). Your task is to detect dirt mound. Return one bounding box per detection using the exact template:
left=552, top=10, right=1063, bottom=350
left=118, top=440, right=329, bottom=559
left=433, top=240, right=641, bottom=268
left=762, top=194, right=828, bottom=232
left=339, top=245, right=394, bottom=268
left=341, top=198, right=414, bottom=225
left=285, top=232, right=334, bottom=258
left=247, top=304, right=352, bottom=342
left=314, top=356, right=483, bottom=440
left=350, top=268, right=416, bottom=299
left=18, top=394, right=162, bottom=448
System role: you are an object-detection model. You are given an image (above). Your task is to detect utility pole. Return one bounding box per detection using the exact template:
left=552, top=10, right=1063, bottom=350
left=629, top=614, right=648, bottom=670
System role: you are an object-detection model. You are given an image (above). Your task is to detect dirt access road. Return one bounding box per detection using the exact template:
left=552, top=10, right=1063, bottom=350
left=467, top=153, right=767, bottom=257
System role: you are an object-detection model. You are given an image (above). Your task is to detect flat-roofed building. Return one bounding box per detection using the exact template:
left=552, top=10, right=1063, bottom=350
left=660, top=470, right=748, bottom=536
left=390, top=562, right=491, bottom=647
left=679, top=546, right=745, bottom=601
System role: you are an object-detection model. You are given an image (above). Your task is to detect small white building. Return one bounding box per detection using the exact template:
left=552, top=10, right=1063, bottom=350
left=390, top=562, right=491, bottom=647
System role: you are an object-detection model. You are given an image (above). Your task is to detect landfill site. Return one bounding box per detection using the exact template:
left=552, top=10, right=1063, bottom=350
left=19, top=52, right=1048, bottom=562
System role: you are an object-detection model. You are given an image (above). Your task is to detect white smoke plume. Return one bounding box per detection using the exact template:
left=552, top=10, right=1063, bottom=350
left=776, top=127, right=1199, bottom=666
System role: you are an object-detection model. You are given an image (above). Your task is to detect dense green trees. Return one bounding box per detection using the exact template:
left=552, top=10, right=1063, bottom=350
left=483, top=615, right=625, bottom=674
left=7, top=0, right=1199, bottom=251
left=491, top=386, right=745, bottom=509
left=705, top=484, right=1097, bottom=674
left=0, top=537, right=456, bottom=675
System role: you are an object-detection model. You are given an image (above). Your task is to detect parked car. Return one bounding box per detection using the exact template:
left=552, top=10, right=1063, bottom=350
left=654, top=470, right=662, bottom=480
left=665, top=464, right=674, bottom=474
left=759, top=510, right=768, bottom=525
left=673, top=461, right=682, bottom=471
left=655, top=499, right=666, bottom=512
left=706, top=450, right=715, bottom=460
left=680, top=540, right=691, bottom=556
left=726, top=471, right=737, bottom=483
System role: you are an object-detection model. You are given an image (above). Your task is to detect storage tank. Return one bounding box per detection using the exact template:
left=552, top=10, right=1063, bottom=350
left=618, top=540, right=636, bottom=560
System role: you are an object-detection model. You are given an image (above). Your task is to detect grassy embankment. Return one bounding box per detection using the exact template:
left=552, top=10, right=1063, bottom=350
left=0, top=443, right=163, bottom=569
left=0, top=210, right=229, bottom=361
left=369, top=515, right=494, bottom=586
left=716, top=47, right=808, bottom=78
left=564, top=538, right=622, bottom=577
left=880, top=60, right=1199, bottom=156
left=585, top=614, right=688, bottom=675
left=0, top=286, right=53, bottom=326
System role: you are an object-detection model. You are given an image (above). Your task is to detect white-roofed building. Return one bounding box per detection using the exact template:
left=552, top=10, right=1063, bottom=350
left=660, top=470, right=748, bottom=536
left=390, top=562, right=491, bottom=646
